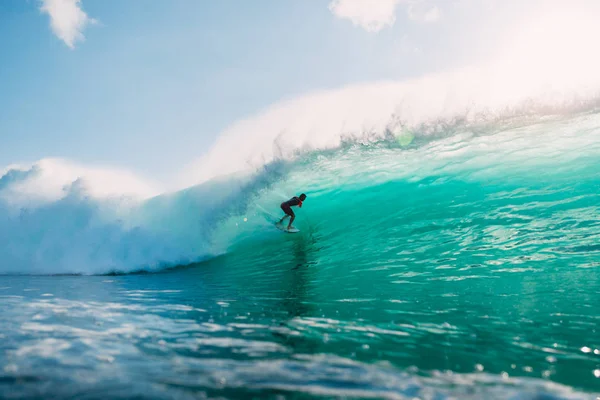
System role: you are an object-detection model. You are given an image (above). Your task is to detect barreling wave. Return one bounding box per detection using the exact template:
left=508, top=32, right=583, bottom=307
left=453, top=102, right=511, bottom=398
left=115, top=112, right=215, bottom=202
left=2, top=70, right=600, bottom=275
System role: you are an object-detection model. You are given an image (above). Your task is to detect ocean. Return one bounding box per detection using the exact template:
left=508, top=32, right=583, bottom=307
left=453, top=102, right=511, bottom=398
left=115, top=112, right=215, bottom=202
left=1, top=108, right=600, bottom=398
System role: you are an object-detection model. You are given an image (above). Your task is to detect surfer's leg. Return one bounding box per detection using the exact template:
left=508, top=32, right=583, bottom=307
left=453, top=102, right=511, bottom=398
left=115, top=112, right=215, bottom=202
left=287, top=213, right=295, bottom=230
left=280, top=204, right=293, bottom=225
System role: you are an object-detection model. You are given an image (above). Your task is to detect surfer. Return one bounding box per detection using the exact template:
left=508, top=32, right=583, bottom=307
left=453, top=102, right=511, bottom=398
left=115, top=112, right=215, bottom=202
left=279, top=194, right=307, bottom=230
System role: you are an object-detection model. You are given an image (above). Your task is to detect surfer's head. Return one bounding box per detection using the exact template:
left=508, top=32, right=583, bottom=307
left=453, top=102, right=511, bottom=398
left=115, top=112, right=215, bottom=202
left=299, top=193, right=307, bottom=201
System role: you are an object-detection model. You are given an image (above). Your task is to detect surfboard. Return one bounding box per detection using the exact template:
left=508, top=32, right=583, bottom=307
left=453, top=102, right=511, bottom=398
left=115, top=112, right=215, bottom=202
left=275, top=222, right=300, bottom=233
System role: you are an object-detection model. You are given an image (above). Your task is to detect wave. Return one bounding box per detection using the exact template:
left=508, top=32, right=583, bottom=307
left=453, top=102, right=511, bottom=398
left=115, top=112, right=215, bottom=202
left=182, top=64, right=600, bottom=186
left=1, top=105, right=600, bottom=275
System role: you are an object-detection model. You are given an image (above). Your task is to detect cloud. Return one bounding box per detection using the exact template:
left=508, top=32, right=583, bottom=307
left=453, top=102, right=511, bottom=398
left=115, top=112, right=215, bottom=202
left=328, top=0, right=404, bottom=33
left=40, top=0, right=95, bottom=48
left=329, top=0, right=441, bottom=32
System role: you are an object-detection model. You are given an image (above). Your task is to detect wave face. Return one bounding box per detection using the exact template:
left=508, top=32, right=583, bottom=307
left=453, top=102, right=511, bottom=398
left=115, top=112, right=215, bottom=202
left=227, top=111, right=600, bottom=274
left=1, top=110, right=600, bottom=275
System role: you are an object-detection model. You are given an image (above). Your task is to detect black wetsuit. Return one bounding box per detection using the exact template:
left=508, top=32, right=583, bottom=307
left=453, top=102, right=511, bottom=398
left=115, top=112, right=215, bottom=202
left=281, top=196, right=302, bottom=217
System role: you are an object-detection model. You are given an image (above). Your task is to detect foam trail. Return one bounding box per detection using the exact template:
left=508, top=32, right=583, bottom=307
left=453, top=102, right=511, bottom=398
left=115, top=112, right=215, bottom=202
left=0, top=158, right=290, bottom=274
left=0, top=158, right=160, bottom=205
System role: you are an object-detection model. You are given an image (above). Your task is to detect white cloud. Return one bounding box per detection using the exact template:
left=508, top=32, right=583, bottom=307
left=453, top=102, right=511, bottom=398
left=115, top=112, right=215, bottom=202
left=329, top=0, right=442, bottom=32
left=40, top=0, right=95, bottom=48
left=328, top=0, right=404, bottom=33
left=408, top=3, right=441, bottom=23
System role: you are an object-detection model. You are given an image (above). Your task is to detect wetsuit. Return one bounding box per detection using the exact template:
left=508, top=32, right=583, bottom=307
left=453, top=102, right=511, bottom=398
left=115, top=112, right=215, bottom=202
left=281, top=196, right=303, bottom=218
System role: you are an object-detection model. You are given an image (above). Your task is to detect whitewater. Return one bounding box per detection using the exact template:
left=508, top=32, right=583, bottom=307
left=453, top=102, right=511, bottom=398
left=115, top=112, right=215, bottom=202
left=2, top=68, right=600, bottom=398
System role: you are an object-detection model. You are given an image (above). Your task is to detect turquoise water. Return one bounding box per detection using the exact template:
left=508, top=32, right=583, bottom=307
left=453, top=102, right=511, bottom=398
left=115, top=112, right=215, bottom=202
left=1, top=113, right=600, bottom=398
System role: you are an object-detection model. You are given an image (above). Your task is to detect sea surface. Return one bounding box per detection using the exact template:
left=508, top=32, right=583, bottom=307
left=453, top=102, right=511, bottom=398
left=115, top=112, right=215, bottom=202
left=1, top=112, right=600, bottom=399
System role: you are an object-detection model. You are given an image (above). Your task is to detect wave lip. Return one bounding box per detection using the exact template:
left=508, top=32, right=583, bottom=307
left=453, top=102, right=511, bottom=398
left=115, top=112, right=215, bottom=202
left=184, top=59, right=600, bottom=186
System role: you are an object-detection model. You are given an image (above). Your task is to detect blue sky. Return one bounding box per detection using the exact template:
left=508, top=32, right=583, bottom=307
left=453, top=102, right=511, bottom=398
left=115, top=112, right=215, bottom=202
left=1, top=0, right=596, bottom=186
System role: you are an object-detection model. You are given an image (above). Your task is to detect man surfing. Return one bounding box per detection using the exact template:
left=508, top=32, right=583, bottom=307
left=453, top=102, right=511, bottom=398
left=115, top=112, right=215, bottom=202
left=278, top=193, right=307, bottom=231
